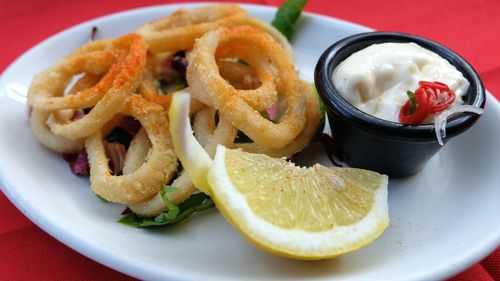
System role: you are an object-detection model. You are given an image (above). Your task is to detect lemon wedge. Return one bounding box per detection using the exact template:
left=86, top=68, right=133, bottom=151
left=207, top=145, right=389, bottom=260
left=168, top=91, right=212, bottom=194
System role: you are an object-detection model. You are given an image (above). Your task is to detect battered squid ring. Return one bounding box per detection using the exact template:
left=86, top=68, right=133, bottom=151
left=122, top=128, right=151, bottom=176
left=123, top=124, right=194, bottom=216
left=193, top=107, right=238, bottom=156
left=28, top=34, right=148, bottom=111
left=28, top=49, right=124, bottom=110
left=210, top=43, right=278, bottom=111
left=49, top=34, right=148, bottom=140
left=187, top=25, right=306, bottom=149
left=128, top=105, right=237, bottom=216
left=86, top=95, right=177, bottom=205
left=136, top=4, right=248, bottom=53
left=235, top=81, right=321, bottom=158
left=30, top=74, right=101, bottom=153
left=138, top=67, right=174, bottom=109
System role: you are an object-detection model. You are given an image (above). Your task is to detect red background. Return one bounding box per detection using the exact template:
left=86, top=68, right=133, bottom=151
left=0, top=0, right=498, bottom=280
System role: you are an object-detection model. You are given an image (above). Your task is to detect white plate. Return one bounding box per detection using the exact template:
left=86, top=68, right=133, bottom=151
left=1, top=4, right=499, bottom=281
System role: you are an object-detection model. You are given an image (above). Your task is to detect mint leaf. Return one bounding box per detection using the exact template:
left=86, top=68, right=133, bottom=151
left=271, top=0, right=308, bottom=39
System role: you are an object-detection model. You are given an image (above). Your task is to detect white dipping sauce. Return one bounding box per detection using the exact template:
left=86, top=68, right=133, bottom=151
left=332, top=43, right=469, bottom=122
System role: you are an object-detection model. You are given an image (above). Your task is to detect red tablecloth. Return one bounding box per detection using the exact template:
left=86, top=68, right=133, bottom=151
left=0, top=0, right=499, bottom=280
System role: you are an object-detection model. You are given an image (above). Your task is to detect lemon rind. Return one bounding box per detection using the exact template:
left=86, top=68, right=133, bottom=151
left=208, top=145, right=389, bottom=260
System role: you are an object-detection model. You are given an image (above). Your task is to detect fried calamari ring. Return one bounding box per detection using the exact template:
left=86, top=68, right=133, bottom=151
left=192, top=107, right=216, bottom=146
left=28, top=34, right=150, bottom=111
left=187, top=26, right=305, bottom=149
left=30, top=109, right=84, bottom=153
left=28, top=49, right=124, bottom=110
left=124, top=128, right=193, bottom=216
left=122, top=128, right=151, bottom=175
left=128, top=105, right=237, bottom=217
left=137, top=4, right=248, bottom=53
left=193, top=107, right=238, bottom=155
left=212, top=43, right=278, bottom=111
left=29, top=74, right=100, bottom=153
left=49, top=34, right=148, bottom=140
left=138, top=68, right=173, bottom=109
left=86, top=95, right=177, bottom=205
left=235, top=81, right=320, bottom=158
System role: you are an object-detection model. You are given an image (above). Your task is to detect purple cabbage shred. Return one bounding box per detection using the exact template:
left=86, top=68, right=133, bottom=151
left=118, top=116, right=141, bottom=136
left=162, top=51, right=187, bottom=76
left=63, top=151, right=90, bottom=176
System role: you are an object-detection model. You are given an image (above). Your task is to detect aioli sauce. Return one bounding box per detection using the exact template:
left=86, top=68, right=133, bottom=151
left=332, top=43, right=469, bottom=122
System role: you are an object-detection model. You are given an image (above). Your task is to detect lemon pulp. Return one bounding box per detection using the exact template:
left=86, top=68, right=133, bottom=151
left=208, top=146, right=389, bottom=260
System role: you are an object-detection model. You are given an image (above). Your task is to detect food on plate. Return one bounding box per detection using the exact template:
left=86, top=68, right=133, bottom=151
left=187, top=25, right=306, bottom=149
left=315, top=32, right=485, bottom=177
left=136, top=4, right=248, bottom=53
left=332, top=42, right=469, bottom=122
left=332, top=42, right=484, bottom=144
left=169, top=91, right=220, bottom=194
left=26, top=2, right=389, bottom=259
left=233, top=80, right=320, bottom=157
left=271, top=0, right=308, bottom=39
left=136, top=4, right=293, bottom=57
left=27, top=3, right=317, bottom=213
left=207, top=145, right=389, bottom=260
left=168, top=90, right=388, bottom=259
left=30, top=34, right=148, bottom=140
left=86, top=95, right=177, bottom=205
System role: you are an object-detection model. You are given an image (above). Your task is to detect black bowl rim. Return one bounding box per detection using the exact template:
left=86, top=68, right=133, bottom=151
left=314, top=31, right=486, bottom=140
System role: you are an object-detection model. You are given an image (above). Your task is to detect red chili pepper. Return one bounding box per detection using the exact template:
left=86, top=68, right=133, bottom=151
left=399, top=81, right=456, bottom=124
left=399, top=88, right=431, bottom=124
left=418, top=81, right=448, bottom=90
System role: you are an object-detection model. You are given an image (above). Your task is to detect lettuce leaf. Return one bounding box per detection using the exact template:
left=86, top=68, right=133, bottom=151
left=119, top=188, right=214, bottom=228
left=271, top=0, right=308, bottom=40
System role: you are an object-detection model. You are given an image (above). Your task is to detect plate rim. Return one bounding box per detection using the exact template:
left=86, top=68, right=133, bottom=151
left=0, top=3, right=499, bottom=281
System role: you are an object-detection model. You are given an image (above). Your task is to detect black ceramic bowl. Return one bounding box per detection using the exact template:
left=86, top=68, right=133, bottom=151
left=314, top=32, right=485, bottom=177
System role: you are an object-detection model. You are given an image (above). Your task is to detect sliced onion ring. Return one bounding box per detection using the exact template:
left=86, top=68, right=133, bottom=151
left=433, top=104, right=484, bottom=146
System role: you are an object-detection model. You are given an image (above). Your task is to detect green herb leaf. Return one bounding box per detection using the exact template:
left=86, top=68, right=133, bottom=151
left=118, top=192, right=215, bottom=228
left=159, top=186, right=180, bottom=219
left=271, top=0, right=308, bottom=40
left=407, top=90, right=417, bottom=114
left=163, top=185, right=178, bottom=193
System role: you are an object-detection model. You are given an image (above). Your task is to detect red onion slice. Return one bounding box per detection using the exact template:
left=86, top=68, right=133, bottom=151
left=62, top=151, right=90, bottom=176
